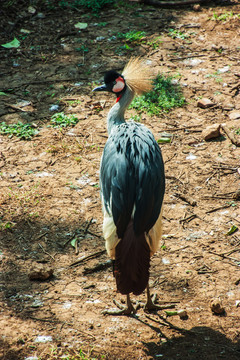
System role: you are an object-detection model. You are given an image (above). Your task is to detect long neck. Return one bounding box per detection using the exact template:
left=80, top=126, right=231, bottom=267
left=107, top=86, right=134, bottom=134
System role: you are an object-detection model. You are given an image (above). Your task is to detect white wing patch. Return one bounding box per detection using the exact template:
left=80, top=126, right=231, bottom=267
left=146, top=209, right=163, bottom=256
left=102, top=202, right=163, bottom=259
left=102, top=206, right=120, bottom=259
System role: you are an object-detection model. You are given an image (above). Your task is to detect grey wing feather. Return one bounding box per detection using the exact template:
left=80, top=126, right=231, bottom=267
left=100, top=122, right=165, bottom=238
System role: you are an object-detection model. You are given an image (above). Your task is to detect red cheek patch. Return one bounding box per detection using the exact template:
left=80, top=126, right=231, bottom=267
left=112, top=76, right=125, bottom=93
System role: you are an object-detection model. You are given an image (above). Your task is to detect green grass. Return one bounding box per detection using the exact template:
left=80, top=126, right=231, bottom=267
left=0, top=221, right=16, bottom=231
left=168, top=29, right=190, bottom=40
left=116, top=30, right=146, bottom=42
left=129, top=114, right=142, bottom=123
left=146, top=36, right=162, bottom=49
left=0, top=121, right=38, bottom=140
left=115, top=44, right=133, bottom=54
left=211, top=11, right=240, bottom=21
left=75, top=45, right=89, bottom=53
left=205, top=72, right=223, bottom=83
left=130, top=74, right=185, bottom=115
left=50, top=112, right=79, bottom=128
left=97, top=22, right=108, bottom=27
left=65, top=99, right=82, bottom=106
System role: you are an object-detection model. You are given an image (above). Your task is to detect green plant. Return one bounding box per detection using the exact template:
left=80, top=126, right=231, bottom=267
left=66, top=99, right=82, bottom=106
left=211, top=11, right=240, bottom=21
left=18, top=32, right=30, bottom=41
left=0, top=121, right=38, bottom=140
left=0, top=221, right=15, bottom=231
left=168, top=29, right=190, bottom=40
left=205, top=72, right=223, bottom=83
left=115, top=44, right=133, bottom=54
left=130, top=74, right=185, bottom=115
left=45, top=90, right=56, bottom=97
left=116, top=30, right=146, bottom=43
left=235, top=128, right=240, bottom=135
left=74, top=156, right=82, bottom=162
left=215, top=77, right=223, bottom=83
left=129, top=114, right=142, bottom=122
left=50, top=112, right=79, bottom=128
left=97, top=22, right=108, bottom=27
left=75, top=45, right=89, bottom=52
left=147, top=36, right=162, bottom=49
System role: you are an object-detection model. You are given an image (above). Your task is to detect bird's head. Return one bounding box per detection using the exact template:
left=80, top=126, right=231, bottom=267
left=93, top=70, right=126, bottom=102
left=93, top=58, right=154, bottom=102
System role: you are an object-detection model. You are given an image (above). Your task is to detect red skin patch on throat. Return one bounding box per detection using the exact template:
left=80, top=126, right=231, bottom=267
left=116, top=94, right=122, bottom=103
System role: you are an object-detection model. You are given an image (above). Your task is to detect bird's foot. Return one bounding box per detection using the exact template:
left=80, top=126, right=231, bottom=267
left=144, top=293, right=176, bottom=312
left=102, top=298, right=139, bottom=315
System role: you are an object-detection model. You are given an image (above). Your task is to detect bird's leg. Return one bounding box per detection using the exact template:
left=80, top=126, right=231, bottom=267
left=102, top=294, right=137, bottom=315
left=144, top=284, right=175, bottom=311
left=144, top=284, right=160, bottom=311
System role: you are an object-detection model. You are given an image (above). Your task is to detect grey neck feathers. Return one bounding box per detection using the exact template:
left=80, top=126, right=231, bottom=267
left=107, top=86, right=134, bottom=134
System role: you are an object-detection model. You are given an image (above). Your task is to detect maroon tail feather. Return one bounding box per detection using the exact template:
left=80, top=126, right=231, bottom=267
left=114, top=220, right=150, bottom=296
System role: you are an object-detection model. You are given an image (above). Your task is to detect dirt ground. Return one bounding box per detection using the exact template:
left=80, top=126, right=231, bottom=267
left=0, top=1, right=240, bottom=359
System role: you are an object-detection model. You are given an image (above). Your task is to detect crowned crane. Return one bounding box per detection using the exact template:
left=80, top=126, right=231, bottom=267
left=93, top=58, right=165, bottom=315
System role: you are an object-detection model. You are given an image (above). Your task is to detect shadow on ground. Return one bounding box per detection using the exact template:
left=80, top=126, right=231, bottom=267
left=144, top=326, right=240, bottom=360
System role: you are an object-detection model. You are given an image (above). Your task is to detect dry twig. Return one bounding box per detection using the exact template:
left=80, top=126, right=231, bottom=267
left=179, top=214, right=197, bottom=224
left=221, top=124, right=240, bottom=147
left=174, top=192, right=197, bottom=206
left=69, top=249, right=106, bottom=267
left=209, top=250, right=240, bottom=264
left=206, top=204, right=232, bottom=214
left=38, top=243, right=55, bottom=261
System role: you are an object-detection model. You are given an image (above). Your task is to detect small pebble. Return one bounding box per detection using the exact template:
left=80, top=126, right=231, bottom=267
left=202, top=124, right=221, bottom=141
left=218, top=66, right=230, bottom=74
left=178, top=309, right=188, bottom=319
left=193, top=4, right=201, bottom=11
left=210, top=299, right=225, bottom=315
left=28, top=263, right=53, bottom=281
left=49, top=104, right=59, bottom=111
left=229, top=111, right=240, bottom=120
left=197, top=98, right=215, bottom=109
left=34, top=335, right=52, bottom=343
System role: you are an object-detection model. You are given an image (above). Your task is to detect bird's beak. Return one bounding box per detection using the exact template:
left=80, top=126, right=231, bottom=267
left=92, top=84, right=107, bottom=92
left=92, top=84, right=110, bottom=92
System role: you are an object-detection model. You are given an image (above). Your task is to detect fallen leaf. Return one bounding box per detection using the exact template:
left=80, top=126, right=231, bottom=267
left=71, top=238, right=77, bottom=247
left=1, top=38, right=20, bottom=49
left=226, top=225, right=238, bottom=236
left=157, top=137, right=171, bottom=143
left=165, top=310, right=178, bottom=316
left=74, top=22, right=88, bottom=30
left=20, top=29, right=31, bottom=34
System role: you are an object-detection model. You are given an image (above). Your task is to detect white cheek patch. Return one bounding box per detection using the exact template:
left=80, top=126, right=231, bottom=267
left=112, top=76, right=125, bottom=93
